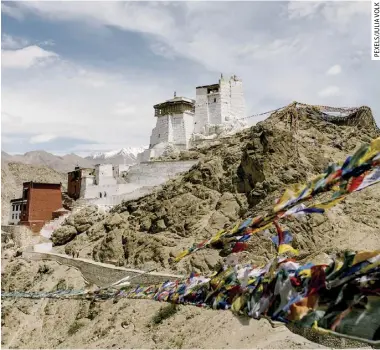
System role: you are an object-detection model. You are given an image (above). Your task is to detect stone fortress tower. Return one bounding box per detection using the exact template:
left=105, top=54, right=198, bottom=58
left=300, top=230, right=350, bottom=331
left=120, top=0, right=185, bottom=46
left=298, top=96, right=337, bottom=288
left=139, top=94, right=196, bottom=161
left=194, top=74, right=246, bottom=136
left=139, top=74, right=246, bottom=162
left=150, top=94, right=195, bottom=149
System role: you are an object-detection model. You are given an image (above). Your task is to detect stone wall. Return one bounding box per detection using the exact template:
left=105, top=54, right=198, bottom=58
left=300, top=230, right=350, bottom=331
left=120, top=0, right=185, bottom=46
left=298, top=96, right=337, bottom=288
left=194, top=87, right=209, bottom=134
left=194, top=76, right=246, bottom=136
left=125, top=160, right=198, bottom=186
left=150, top=115, right=172, bottom=146
left=23, top=251, right=183, bottom=287
left=229, top=78, right=246, bottom=119
left=95, top=164, right=116, bottom=186
left=88, top=160, right=198, bottom=206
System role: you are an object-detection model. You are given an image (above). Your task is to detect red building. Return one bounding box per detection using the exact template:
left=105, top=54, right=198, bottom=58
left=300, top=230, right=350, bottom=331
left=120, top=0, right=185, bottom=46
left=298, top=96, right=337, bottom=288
left=67, top=166, right=94, bottom=200
left=18, top=182, right=63, bottom=233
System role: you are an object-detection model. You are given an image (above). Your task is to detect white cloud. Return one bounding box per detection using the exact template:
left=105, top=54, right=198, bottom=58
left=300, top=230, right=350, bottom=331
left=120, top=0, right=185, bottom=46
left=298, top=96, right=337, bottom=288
left=1, top=2, right=379, bottom=155
left=286, top=1, right=325, bottom=19
left=2, top=45, right=58, bottom=69
left=1, top=3, right=25, bottom=20
left=1, top=57, right=175, bottom=152
left=321, top=2, right=369, bottom=27
left=29, top=134, right=57, bottom=144
left=113, top=103, right=137, bottom=116
left=326, top=64, right=342, bottom=76
left=286, top=1, right=369, bottom=28
left=1, top=34, right=29, bottom=50
left=318, top=86, right=341, bottom=98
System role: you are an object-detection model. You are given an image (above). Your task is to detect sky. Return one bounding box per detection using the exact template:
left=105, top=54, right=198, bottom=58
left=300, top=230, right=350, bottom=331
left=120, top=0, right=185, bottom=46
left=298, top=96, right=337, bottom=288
left=1, top=1, right=379, bottom=156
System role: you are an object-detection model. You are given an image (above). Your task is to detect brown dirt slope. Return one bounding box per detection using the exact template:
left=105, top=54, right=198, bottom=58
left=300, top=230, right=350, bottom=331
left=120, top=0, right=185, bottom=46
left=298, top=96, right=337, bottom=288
left=2, top=105, right=380, bottom=349
left=50, top=105, right=380, bottom=274
left=0, top=259, right=339, bottom=349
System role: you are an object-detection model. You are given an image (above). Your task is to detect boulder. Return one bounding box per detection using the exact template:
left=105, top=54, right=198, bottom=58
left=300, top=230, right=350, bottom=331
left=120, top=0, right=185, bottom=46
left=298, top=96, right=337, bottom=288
left=51, top=225, right=77, bottom=246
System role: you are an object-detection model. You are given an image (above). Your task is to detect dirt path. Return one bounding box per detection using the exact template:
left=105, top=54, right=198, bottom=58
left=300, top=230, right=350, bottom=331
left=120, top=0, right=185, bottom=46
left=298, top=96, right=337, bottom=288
left=22, top=251, right=183, bottom=287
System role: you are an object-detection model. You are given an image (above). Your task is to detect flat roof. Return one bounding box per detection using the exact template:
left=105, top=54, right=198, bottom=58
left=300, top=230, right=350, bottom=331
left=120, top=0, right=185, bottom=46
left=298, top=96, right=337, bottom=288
left=154, top=96, right=195, bottom=108
left=22, top=182, right=62, bottom=188
left=10, top=198, right=25, bottom=203
left=196, top=83, right=219, bottom=90
left=69, top=167, right=94, bottom=172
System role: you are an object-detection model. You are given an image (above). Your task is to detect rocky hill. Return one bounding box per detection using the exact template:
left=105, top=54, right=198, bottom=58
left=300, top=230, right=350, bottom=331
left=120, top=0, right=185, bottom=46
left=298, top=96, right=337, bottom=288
left=49, top=105, right=380, bottom=274
left=2, top=104, right=380, bottom=349
left=1, top=161, right=67, bottom=224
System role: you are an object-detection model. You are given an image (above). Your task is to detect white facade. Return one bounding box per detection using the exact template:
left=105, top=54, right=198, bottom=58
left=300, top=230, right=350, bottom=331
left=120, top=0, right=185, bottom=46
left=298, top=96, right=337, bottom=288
left=150, top=111, right=195, bottom=148
left=194, top=75, right=246, bottom=135
left=140, top=75, right=246, bottom=162
left=140, top=96, right=195, bottom=162
left=9, top=199, right=25, bottom=225
left=113, top=164, right=130, bottom=178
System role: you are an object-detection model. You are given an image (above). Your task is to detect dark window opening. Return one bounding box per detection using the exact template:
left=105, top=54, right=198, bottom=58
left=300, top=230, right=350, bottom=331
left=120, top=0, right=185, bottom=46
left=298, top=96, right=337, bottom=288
left=99, top=192, right=102, bottom=198
left=104, top=192, right=107, bottom=197
left=214, top=98, right=216, bottom=103
left=23, top=189, right=28, bottom=200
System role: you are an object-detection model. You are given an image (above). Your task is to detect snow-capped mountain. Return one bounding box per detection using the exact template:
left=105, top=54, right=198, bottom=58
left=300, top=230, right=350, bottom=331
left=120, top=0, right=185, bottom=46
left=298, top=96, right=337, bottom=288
left=86, top=147, right=147, bottom=165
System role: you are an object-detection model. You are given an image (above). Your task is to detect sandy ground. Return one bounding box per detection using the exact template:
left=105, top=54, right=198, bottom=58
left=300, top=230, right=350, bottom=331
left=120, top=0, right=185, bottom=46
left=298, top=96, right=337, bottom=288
left=1, top=259, right=372, bottom=349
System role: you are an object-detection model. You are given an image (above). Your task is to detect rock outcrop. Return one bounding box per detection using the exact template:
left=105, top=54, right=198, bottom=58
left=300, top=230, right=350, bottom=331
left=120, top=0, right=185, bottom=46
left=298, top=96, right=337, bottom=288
left=48, top=105, right=380, bottom=275
left=51, top=206, right=106, bottom=246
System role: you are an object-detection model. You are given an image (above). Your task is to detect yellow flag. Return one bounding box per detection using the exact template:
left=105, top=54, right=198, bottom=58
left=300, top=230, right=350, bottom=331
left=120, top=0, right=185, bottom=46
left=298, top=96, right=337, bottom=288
left=314, top=196, right=346, bottom=210
left=278, top=244, right=299, bottom=255
left=174, top=250, right=190, bottom=262
left=231, top=295, right=245, bottom=313
left=352, top=251, right=380, bottom=265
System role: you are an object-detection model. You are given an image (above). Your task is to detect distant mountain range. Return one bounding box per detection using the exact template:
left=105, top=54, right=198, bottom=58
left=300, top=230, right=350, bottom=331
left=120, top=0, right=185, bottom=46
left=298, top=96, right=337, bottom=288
left=1, top=147, right=147, bottom=173
left=85, top=147, right=146, bottom=166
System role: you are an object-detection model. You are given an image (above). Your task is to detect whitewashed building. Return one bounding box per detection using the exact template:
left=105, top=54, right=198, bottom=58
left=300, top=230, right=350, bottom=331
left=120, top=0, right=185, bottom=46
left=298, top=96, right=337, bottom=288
left=139, top=74, right=246, bottom=162
left=77, top=164, right=139, bottom=200
left=139, top=95, right=195, bottom=162
left=9, top=198, right=25, bottom=225
left=194, top=75, right=246, bottom=136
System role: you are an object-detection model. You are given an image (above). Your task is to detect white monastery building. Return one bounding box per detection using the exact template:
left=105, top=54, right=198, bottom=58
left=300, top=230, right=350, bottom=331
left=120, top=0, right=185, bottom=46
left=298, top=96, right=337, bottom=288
left=66, top=74, right=246, bottom=208
left=139, top=74, right=246, bottom=162
left=194, top=74, right=246, bottom=135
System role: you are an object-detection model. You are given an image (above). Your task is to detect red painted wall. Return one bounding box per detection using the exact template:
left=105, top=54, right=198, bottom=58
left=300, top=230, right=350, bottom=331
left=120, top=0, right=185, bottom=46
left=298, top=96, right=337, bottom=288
left=20, top=183, right=62, bottom=233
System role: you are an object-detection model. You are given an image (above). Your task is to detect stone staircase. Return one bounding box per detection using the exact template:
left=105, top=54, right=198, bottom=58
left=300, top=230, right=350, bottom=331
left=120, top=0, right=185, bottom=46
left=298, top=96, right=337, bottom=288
left=40, top=213, right=71, bottom=239
left=39, top=196, right=113, bottom=240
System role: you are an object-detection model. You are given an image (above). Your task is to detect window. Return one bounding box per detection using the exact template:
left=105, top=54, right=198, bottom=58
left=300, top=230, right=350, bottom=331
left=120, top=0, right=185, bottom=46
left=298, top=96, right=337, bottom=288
left=12, top=214, right=14, bottom=219
left=214, top=98, right=216, bottom=103
left=99, top=192, right=102, bottom=198
left=104, top=192, right=107, bottom=198
left=23, top=189, right=28, bottom=200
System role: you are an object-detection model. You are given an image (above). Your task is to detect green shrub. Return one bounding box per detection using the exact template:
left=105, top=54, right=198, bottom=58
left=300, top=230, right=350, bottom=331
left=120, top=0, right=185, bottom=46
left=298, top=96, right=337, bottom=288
left=68, top=321, right=84, bottom=335
left=152, top=303, right=178, bottom=325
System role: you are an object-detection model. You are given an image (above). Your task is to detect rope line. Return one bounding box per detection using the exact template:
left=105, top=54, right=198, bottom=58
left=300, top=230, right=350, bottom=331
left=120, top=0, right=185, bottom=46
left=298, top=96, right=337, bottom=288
left=236, top=102, right=363, bottom=121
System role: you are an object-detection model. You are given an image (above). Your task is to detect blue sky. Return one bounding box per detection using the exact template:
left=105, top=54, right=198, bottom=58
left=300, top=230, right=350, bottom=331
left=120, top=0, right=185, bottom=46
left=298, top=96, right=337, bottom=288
left=1, top=1, right=379, bottom=156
